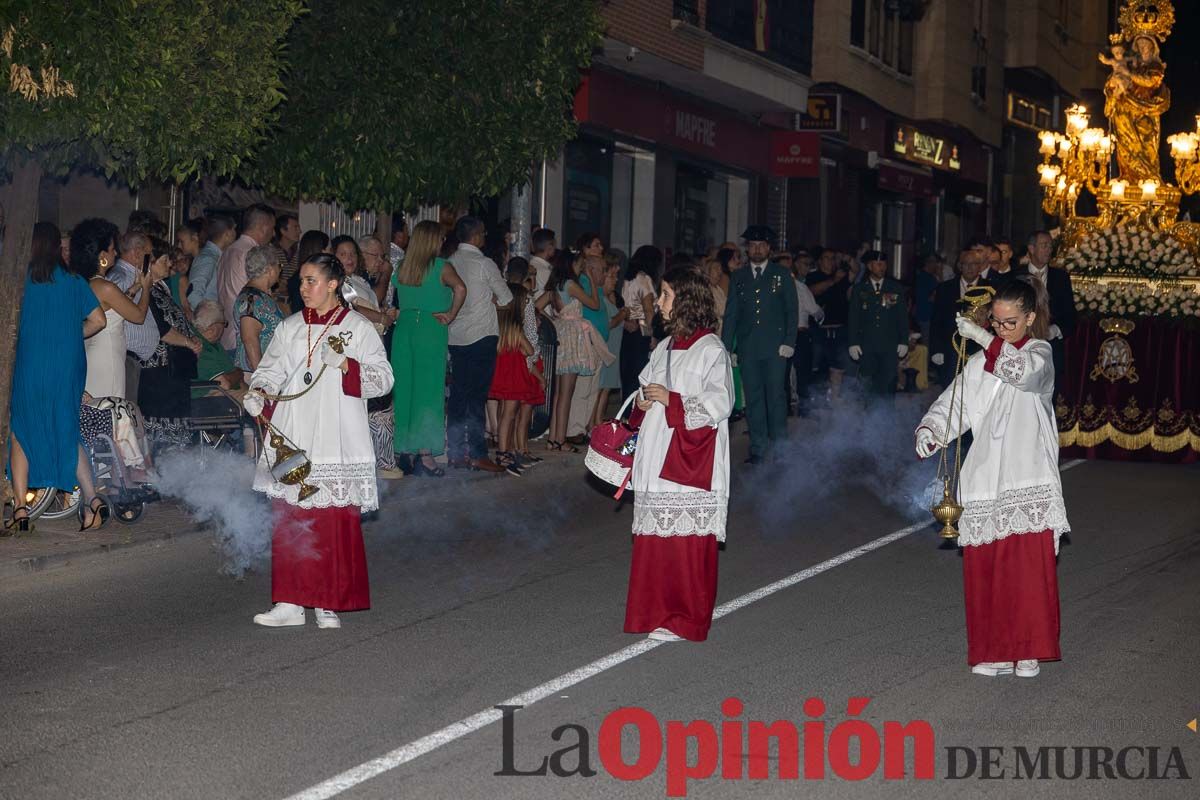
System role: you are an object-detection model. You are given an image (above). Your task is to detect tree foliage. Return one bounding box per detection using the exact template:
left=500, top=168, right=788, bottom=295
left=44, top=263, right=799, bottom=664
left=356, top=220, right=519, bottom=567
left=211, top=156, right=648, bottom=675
left=251, top=0, right=604, bottom=209
left=0, top=0, right=303, bottom=184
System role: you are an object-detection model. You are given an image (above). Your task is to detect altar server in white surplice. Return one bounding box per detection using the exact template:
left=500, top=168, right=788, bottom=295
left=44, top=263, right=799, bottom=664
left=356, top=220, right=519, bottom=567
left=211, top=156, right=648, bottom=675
left=242, top=254, right=394, bottom=631
left=915, top=277, right=1069, bottom=679
left=625, top=267, right=734, bottom=644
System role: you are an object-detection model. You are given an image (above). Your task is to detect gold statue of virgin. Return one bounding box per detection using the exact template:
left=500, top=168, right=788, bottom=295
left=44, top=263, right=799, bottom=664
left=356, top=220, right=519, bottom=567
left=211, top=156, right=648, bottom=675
left=1103, top=35, right=1170, bottom=183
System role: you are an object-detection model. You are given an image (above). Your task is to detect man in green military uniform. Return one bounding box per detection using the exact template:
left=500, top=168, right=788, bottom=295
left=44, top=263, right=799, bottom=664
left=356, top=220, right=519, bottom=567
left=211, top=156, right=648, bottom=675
left=722, top=226, right=799, bottom=464
left=847, top=250, right=909, bottom=400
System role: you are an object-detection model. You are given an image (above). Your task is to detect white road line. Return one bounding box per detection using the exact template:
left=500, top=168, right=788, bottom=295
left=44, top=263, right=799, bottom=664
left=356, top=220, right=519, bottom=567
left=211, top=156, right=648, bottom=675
left=285, top=459, right=1088, bottom=800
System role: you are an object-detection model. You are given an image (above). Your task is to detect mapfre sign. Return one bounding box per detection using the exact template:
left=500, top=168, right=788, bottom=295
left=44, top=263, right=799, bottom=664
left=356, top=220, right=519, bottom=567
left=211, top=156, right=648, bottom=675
left=768, top=132, right=819, bottom=177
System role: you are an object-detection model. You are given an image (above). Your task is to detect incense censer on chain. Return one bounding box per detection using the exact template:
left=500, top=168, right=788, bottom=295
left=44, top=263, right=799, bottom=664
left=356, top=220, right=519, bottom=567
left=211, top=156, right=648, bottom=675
left=930, top=285, right=995, bottom=539
left=257, top=333, right=350, bottom=502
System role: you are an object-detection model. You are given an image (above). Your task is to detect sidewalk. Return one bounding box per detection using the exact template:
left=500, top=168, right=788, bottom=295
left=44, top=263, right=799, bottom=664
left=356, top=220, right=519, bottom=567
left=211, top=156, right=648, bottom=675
left=0, top=500, right=205, bottom=579
left=0, top=445, right=589, bottom=580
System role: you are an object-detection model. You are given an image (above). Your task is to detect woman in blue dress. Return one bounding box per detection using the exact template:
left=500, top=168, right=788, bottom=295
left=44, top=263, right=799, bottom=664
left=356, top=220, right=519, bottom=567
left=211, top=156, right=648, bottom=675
left=8, top=221, right=111, bottom=532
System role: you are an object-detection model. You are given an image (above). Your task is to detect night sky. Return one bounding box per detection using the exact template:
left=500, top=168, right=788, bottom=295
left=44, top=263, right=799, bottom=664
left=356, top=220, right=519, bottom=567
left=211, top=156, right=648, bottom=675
left=1159, top=2, right=1200, bottom=217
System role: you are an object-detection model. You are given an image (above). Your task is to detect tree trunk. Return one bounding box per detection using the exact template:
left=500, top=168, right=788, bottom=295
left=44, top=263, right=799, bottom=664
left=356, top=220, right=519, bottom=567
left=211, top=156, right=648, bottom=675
left=374, top=209, right=392, bottom=249
left=0, top=160, right=44, bottom=503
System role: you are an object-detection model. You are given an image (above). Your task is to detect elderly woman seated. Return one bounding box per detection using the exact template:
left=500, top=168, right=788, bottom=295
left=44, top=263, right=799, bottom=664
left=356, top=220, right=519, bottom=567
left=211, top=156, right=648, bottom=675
left=192, top=300, right=244, bottom=397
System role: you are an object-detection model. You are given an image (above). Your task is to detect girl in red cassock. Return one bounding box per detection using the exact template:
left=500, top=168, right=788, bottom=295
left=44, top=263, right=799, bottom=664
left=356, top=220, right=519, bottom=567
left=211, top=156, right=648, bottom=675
left=916, top=277, right=1068, bottom=677
left=243, top=254, right=394, bottom=630
left=624, top=267, right=734, bottom=643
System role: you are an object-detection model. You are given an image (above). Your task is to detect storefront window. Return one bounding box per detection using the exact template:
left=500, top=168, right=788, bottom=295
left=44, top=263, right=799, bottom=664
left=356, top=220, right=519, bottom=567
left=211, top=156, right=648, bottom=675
left=610, top=145, right=656, bottom=258
left=673, top=161, right=750, bottom=256
left=564, top=135, right=613, bottom=249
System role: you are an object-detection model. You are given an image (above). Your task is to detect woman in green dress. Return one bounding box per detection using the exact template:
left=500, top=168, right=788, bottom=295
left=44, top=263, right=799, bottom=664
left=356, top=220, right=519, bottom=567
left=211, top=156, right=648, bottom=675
left=391, top=220, right=467, bottom=477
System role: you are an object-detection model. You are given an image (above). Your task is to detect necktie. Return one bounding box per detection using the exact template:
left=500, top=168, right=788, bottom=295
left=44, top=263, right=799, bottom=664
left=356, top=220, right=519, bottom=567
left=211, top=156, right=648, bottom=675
left=753, top=266, right=762, bottom=280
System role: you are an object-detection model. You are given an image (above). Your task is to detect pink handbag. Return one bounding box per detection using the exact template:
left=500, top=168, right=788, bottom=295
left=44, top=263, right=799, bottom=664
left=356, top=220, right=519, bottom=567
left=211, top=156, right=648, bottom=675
left=584, top=391, right=641, bottom=498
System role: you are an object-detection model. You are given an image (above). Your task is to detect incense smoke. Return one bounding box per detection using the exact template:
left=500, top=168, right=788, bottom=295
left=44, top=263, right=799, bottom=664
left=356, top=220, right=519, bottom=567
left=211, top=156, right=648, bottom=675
left=739, top=394, right=942, bottom=535
left=154, top=448, right=273, bottom=576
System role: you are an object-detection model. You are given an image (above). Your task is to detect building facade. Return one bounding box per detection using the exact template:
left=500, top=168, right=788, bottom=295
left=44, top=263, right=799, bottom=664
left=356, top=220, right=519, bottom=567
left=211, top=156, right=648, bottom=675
left=537, top=0, right=816, bottom=259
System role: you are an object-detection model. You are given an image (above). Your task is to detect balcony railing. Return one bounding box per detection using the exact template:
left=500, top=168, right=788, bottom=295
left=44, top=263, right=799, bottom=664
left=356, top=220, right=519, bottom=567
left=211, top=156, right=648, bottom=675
left=687, top=0, right=813, bottom=76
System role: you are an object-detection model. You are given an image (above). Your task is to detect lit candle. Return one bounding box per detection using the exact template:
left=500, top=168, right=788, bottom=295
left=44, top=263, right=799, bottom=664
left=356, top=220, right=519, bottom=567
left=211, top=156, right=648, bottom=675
left=1059, top=138, right=1072, bottom=156
left=1057, top=176, right=1068, bottom=193
left=1109, top=179, right=1127, bottom=200
left=1099, top=135, right=1113, bottom=154
left=1039, top=131, right=1057, bottom=155
left=1140, top=180, right=1159, bottom=201
left=1080, top=128, right=1102, bottom=151
left=1039, top=164, right=1060, bottom=186
left=1066, top=105, right=1089, bottom=134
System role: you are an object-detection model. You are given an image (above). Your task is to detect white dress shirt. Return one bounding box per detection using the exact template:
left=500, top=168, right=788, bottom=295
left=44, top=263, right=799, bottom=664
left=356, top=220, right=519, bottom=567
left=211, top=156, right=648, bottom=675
left=530, top=255, right=553, bottom=299
left=447, top=243, right=513, bottom=346
left=795, top=279, right=824, bottom=329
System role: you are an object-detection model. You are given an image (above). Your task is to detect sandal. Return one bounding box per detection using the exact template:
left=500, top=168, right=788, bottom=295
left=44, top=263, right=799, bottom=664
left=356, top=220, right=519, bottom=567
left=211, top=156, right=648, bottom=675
left=5, top=505, right=33, bottom=535
left=79, top=497, right=109, bottom=531
left=413, top=458, right=446, bottom=478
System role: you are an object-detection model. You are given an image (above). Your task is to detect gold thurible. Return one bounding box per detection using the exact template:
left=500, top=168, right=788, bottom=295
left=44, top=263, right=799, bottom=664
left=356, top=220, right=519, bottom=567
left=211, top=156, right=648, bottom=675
left=254, top=332, right=352, bottom=503
left=930, top=286, right=994, bottom=539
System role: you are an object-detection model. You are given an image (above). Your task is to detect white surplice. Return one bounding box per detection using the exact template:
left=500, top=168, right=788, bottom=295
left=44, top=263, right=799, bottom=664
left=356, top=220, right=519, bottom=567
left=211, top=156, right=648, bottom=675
left=249, top=308, right=394, bottom=510
left=918, top=337, right=1070, bottom=552
left=632, top=334, right=734, bottom=541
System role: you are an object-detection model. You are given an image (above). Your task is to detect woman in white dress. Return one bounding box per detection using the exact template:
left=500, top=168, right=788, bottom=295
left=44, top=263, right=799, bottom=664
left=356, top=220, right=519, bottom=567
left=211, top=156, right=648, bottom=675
left=243, top=253, right=394, bottom=630
left=80, top=221, right=152, bottom=399
left=624, top=266, right=734, bottom=643
left=915, top=278, right=1068, bottom=678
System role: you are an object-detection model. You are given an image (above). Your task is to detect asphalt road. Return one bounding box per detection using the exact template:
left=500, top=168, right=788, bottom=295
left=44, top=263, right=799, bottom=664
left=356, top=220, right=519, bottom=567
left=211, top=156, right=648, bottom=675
left=2, top=412, right=1198, bottom=800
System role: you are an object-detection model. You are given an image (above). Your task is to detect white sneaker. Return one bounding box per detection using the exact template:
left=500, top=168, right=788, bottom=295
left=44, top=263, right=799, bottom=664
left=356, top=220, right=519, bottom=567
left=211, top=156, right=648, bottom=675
left=1015, top=659, right=1040, bottom=677
left=314, top=608, right=341, bottom=629
left=971, top=661, right=1014, bottom=677
left=253, top=602, right=305, bottom=627
left=647, top=627, right=683, bottom=642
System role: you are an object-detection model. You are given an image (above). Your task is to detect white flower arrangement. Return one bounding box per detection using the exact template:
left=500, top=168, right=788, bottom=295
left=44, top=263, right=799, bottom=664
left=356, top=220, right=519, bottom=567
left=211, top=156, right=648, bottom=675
left=1073, top=279, right=1200, bottom=322
left=1059, top=225, right=1197, bottom=278
left=1061, top=224, right=1200, bottom=323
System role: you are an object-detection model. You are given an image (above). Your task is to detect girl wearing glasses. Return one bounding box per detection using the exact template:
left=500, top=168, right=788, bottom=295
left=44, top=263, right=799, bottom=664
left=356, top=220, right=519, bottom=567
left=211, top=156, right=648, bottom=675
left=914, top=277, right=1069, bottom=679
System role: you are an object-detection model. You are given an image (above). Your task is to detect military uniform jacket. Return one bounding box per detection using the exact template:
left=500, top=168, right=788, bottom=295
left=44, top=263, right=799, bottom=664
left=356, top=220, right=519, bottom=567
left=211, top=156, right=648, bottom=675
left=848, top=277, right=908, bottom=353
left=720, top=261, right=799, bottom=359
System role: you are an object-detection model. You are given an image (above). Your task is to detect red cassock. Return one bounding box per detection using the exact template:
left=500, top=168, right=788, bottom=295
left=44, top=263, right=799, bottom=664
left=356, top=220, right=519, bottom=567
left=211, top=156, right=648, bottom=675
left=623, top=329, right=725, bottom=642
left=962, top=529, right=1061, bottom=665
left=260, top=339, right=375, bottom=612
left=271, top=500, right=370, bottom=611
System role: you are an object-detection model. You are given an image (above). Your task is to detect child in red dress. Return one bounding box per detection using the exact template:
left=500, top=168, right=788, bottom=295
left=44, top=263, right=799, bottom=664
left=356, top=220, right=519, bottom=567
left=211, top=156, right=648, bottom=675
left=489, top=283, right=545, bottom=475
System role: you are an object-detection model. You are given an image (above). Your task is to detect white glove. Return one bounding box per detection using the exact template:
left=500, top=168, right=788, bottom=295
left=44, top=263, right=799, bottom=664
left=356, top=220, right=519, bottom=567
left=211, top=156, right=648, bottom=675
left=931, top=352, right=945, bottom=366
left=914, top=427, right=939, bottom=459
left=956, top=315, right=994, bottom=348
left=320, top=342, right=346, bottom=369
left=897, top=344, right=909, bottom=359
left=848, top=345, right=863, bottom=361
left=778, top=344, right=795, bottom=359
left=242, top=389, right=266, bottom=418
left=1049, top=324, right=1063, bottom=340
left=730, top=353, right=739, bottom=368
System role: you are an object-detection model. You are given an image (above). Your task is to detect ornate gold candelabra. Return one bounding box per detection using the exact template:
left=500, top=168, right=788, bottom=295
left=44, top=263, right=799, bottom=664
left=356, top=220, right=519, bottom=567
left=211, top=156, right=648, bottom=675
left=1036, top=0, right=1198, bottom=244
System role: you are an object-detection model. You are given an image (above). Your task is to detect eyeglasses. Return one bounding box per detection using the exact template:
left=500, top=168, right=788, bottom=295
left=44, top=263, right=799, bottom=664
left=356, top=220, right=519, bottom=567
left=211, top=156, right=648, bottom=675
left=988, top=315, right=1022, bottom=331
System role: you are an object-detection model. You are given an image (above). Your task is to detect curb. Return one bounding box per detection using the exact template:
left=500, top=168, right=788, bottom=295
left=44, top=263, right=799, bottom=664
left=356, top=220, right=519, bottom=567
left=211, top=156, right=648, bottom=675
left=1, top=520, right=210, bottom=580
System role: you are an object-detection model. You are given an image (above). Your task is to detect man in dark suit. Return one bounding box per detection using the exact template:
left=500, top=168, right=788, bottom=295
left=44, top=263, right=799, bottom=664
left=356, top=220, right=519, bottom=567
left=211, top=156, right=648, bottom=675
left=930, top=247, right=985, bottom=384
left=722, top=225, right=799, bottom=464
left=847, top=251, right=908, bottom=400
left=1012, top=230, right=1076, bottom=396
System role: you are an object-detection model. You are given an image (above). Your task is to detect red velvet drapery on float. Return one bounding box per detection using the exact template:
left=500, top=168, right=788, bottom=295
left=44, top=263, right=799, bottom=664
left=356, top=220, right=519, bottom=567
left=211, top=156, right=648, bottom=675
left=1057, top=316, right=1200, bottom=463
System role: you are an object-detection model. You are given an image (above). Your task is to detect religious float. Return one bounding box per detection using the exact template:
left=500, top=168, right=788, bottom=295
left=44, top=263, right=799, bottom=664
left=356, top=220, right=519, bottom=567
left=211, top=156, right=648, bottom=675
left=1037, top=0, right=1200, bottom=462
